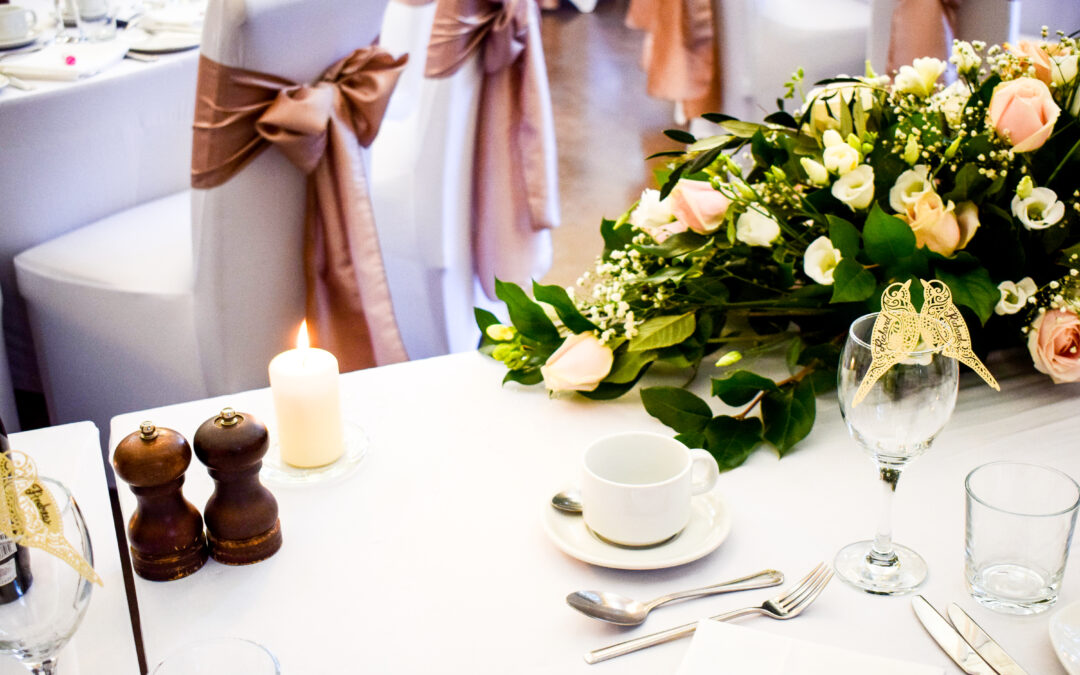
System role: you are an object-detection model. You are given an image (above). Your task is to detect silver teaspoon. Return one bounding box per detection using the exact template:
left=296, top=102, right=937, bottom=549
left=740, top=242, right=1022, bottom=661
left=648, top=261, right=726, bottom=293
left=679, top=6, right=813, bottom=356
left=566, top=569, right=784, bottom=625
left=551, top=489, right=583, bottom=514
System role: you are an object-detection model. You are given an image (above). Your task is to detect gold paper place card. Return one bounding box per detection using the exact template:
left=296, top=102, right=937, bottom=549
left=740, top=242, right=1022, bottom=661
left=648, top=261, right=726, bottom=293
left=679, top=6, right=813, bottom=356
left=0, top=451, right=103, bottom=586
left=853, top=280, right=999, bottom=406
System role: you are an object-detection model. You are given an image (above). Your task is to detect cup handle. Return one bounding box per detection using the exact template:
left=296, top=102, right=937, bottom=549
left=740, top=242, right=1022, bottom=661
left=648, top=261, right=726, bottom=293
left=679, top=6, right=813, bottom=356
left=689, top=448, right=719, bottom=496
left=25, top=10, right=37, bottom=30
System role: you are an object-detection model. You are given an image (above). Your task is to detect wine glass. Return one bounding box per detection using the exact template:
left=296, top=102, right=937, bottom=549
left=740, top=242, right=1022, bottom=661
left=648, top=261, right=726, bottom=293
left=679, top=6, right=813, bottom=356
left=834, top=312, right=958, bottom=595
left=0, top=478, right=95, bottom=674
left=53, top=0, right=84, bottom=43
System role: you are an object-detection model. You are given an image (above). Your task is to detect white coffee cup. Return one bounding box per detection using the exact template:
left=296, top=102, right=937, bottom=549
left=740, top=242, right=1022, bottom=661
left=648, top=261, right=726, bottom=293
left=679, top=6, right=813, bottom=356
left=581, top=431, right=720, bottom=547
left=0, top=6, right=36, bottom=42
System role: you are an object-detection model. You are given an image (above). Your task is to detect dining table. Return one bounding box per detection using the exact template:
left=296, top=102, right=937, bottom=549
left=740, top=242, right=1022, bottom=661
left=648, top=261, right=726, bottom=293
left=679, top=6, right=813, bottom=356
left=101, top=347, right=1080, bottom=673
left=0, top=2, right=199, bottom=408
left=1, top=421, right=140, bottom=674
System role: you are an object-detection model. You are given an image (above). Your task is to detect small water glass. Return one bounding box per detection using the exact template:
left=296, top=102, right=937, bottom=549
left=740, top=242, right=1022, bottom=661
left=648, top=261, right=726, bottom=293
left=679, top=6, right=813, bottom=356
left=151, top=637, right=280, bottom=674
left=965, top=461, right=1080, bottom=614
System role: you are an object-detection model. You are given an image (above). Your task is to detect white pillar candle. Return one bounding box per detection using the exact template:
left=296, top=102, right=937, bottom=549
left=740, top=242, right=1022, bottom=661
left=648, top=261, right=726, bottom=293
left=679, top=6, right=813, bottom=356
left=268, top=321, right=345, bottom=468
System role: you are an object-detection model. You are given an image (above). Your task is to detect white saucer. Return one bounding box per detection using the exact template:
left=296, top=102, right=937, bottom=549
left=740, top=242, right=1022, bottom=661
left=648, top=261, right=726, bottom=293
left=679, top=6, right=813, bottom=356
left=1051, top=600, right=1080, bottom=674
left=0, top=29, right=42, bottom=51
left=542, top=490, right=731, bottom=570
left=121, top=28, right=200, bottom=54
left=260, top=421, right=369, bottom=488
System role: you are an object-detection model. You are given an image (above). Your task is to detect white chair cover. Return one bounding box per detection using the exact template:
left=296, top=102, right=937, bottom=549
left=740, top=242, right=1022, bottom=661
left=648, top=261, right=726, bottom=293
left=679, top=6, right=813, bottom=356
left=371, top=1, right=485, bottom=357
left=14, top=0, right=393, bottom=434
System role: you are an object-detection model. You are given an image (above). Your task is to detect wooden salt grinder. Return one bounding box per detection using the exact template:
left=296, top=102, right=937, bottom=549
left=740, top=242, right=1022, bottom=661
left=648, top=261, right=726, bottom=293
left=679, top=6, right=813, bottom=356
left=193, top=408, right=282, bottom=564
left=112, top=422, right=208, bottom=581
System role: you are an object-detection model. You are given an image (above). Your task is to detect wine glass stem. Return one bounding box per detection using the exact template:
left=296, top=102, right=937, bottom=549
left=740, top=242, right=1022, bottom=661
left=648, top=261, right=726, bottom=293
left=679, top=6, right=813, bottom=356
left=25, top=657, right=59, bottom=675
left=869, top=463, right=902, bottom=567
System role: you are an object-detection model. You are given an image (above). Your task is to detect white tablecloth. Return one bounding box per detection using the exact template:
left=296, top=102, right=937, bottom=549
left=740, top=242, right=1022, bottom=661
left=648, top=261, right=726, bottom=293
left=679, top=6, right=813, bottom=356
left=0, top=36, right=197, bottom=395
left=2, top=422, right=140, bottom=674
left=107, top=350, right=1080, bottom=673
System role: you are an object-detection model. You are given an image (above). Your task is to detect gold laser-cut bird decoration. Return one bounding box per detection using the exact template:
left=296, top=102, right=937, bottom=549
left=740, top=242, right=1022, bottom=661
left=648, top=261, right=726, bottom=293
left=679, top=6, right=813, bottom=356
left=852, top=279, right=999, bottom=407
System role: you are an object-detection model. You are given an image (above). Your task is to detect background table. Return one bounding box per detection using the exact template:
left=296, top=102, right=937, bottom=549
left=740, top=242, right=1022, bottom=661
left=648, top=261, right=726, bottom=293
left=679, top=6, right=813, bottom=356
left=0, top=35, right=197, bottom=405
left=109, top=350, right=1080, bottom=673
left=2, top=421, right=140, bottom=674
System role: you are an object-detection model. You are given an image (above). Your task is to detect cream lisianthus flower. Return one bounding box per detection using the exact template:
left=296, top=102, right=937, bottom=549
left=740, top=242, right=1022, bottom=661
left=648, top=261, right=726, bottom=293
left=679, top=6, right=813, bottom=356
left=889, top=165, right=933, bottom=213
left=893, top=57, right=946, bottom=97
left=931, top=81, right=971, bottom=128
left=802, top=236, right=842, bottom=285
left=950, top=40, right=981, bottom=75
left=822, top=129, right=860, bottom=176
left=800, top=157, right=829, bottom=186
left=831, top=165, right=875, bottom=210
left=1012, top=186, right=1065, bottom=230
left=735, top=207, right=781, bottom=247
left=802, top=82, right=876, bottom=136
left=995, top=277, right=1038, bottom=315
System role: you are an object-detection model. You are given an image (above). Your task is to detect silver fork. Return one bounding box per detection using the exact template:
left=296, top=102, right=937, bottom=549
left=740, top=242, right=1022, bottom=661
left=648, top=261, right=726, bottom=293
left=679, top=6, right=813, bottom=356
left=584, top=562, right=834, bottom=664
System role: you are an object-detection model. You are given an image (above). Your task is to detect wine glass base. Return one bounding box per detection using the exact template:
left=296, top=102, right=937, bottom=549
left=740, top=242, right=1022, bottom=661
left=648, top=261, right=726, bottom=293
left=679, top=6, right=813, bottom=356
left=834, top=540, right=927, bottom=595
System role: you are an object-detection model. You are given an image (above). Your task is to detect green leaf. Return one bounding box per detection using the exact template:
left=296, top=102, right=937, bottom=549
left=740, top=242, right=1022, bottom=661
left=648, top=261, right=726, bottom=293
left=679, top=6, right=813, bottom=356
left=786, top=335, right=805, bottom=372
left=863, top=203, right=916, bottom=266
left=687, top=135, right=733, bottom=152
left=494, top=279, right=560, bottom=344
left=827, top=215, right=861, bottom=259
left=628, top=313, right=696, bottom=352
left=711, top=370, right=779, bottom=407
left=474, top=307, right=500, bottom=335
left=935, top=267, right=999, bottom=325
left=658, top=163, right=686, bottom=200
left=761, top=379, right=816, bottom=457
left=531, top=282, right=596, bottom=334
left=502, top=369, right=543, bottom=386
left=829, top=259, right=877, bottom=303
left=600, top=217, right=634, bottom=255
left=720, top=120, right=766, bottom=138
left=703, top=416, right=764, bottom=471
left=641, top=386, right=713, bottom=434
left=606, top=348, right=657, bottom=384
left=664, top=129, right=697, bottom=144
left=633, top=231, right=708, bottom=258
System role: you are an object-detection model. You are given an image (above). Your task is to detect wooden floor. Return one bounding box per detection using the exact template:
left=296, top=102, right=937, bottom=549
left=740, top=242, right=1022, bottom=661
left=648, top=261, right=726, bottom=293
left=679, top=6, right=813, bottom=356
left=538, top=0, right=677, bottom=289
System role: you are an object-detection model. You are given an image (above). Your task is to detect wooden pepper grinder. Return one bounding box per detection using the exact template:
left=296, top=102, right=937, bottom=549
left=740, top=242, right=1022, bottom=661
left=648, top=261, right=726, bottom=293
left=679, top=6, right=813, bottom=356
left=193, top=408, right=282, bottom=564
left=113, top=422, right=208, bottom=581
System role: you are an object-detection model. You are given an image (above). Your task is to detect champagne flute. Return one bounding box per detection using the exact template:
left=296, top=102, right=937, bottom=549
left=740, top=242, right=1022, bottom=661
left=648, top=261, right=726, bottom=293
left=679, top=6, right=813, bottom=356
left=834, top=312, right=958, bottom=595
left=0, top=478, right=95, bottom=674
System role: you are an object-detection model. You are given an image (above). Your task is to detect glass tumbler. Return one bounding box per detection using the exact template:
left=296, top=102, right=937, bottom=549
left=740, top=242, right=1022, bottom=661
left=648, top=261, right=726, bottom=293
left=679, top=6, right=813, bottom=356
left=151, top=637, right=280, bottom=674
left=965, top=461, right=1080, bottom=614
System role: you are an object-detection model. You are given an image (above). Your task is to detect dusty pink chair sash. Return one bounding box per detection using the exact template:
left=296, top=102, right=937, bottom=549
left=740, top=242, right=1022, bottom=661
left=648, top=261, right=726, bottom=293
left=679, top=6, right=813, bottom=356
left=626, top=0, right=721, bottom=119
left=425, top=0, right=560, bottom=299
left=191, top=48, right=409, bottom=372
left=887, top=0, right=962, bottom=73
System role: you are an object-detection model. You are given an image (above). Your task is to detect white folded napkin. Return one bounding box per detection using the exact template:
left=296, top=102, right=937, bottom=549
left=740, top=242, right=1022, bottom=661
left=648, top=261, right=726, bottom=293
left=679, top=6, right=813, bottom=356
left=0, top=42, right=127, bottom=81
left=677, top=620, right=946, bottom=675
left=140, top=4, right=204, bottom=33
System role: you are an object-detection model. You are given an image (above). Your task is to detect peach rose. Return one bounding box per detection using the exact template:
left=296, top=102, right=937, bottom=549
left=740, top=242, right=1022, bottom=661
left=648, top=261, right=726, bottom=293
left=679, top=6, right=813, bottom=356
left=1007, top=40, right=1060, bottom=85
left=901, top=192, right=978, bottom=257
left=668, top=180, right=732, bottom=235
left=988, top=78, right=1060, bottom=152
left=1027, top=309, right=1080, bottom=384
left=540, top=333, right=614, bottom=392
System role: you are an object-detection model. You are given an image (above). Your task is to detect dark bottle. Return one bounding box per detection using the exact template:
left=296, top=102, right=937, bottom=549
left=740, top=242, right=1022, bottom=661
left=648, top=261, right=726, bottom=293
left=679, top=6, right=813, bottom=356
left=0, top=414, right=32, bottom=604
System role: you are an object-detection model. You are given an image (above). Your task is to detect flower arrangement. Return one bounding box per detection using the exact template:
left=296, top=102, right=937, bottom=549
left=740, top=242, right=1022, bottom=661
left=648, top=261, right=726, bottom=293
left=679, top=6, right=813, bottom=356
left=477, top=33, right=1080, bottom=470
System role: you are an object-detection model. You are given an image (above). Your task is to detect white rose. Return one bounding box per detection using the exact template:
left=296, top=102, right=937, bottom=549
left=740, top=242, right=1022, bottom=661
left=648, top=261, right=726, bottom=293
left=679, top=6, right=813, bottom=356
left=629, top=188, right=685, bottom=243
left=893, top=57, right=946, bottom=97
left=800, top=157, right=829, bottom=186
left=823, top=142, right=860, bottom=176
left=803, top=236, right=842, bottom=285
left=1050, top=54, right=1079, bottom=88
left=995, top=277, right=1038, bottom=315
left=735, top=207, right=781, bottom=247
left=1011, top=186, right=1065, bottom=230
left=831, top=164, right=875, bottom=211
left=889, top=165, right=933, bottom=213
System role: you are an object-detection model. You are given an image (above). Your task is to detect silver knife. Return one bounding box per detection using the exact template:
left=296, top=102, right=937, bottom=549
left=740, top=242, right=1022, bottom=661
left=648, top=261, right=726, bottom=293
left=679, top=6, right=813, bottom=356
left=912, top=596, right=998, bottom=675
left=947, top=603, right=1028, bottom=675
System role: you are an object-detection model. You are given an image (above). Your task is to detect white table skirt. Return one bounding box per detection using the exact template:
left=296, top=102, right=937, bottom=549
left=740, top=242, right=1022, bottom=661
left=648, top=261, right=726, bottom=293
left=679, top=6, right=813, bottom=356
left=0, top=40, right=198, bottom=394
left=1, top=422, right=139, bottom=674
left=108, top=350, right=1080, bottom=673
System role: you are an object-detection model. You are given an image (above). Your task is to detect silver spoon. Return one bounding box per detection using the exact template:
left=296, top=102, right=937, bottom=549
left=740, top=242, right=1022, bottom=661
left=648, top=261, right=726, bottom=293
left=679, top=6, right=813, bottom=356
left=551, top=489, right=583, bottom=514
left=566, top=569, right=785, bottom=625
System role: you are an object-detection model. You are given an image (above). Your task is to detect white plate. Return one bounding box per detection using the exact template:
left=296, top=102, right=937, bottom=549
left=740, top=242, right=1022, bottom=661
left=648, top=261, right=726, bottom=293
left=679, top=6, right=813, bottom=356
left=121, top=29, right=199, bottom=54
left=0, top=28, right=43, bottom=51
left=1051, top=600, right=1080, bottom=674
left=260, top=421, right=369, bottom=488
left=0, top=74, right=8, bottom=92
left=542, top=490, right=731, bottom=570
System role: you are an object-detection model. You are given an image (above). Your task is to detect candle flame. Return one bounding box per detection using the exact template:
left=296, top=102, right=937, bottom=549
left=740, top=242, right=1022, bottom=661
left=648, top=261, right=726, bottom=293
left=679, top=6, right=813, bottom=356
left=296, top=320, right=310, bottom=350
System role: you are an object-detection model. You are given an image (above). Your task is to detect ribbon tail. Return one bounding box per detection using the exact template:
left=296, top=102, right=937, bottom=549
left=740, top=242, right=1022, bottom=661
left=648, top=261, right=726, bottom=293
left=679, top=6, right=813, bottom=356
left=304, top=117, right=408, bottom=369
